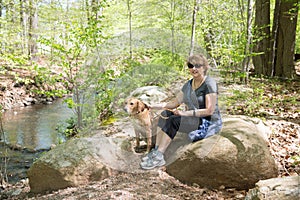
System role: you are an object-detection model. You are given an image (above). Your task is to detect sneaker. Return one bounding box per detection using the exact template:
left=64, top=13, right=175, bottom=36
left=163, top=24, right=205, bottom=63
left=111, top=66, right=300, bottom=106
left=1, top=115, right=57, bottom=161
left=140, top=153, right=166, bottom=170
left=141, top=148, right=158, bottom=162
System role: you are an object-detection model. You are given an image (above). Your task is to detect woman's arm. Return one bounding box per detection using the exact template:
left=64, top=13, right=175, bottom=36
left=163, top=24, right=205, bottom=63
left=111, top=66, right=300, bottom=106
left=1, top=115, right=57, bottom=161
left=173, top=93, right=217, bottom=117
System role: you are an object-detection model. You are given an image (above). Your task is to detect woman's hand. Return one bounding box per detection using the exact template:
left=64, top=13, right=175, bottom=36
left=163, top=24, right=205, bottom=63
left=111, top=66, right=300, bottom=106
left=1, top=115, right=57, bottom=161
left=173, top=109, right=184, bottom=116
left=172, top=109, right=182, bottom=116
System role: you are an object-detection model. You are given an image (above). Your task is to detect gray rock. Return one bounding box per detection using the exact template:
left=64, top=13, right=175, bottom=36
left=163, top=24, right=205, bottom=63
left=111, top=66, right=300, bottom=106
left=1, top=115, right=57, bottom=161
left=130, top=86, right=168, bottom=105
left=25, top=97, right=36, bottom=102
left=27, top=135, right=142, bottom=193
left=166, top=116, right=278, bottom=190
left=245, top=176, right=300, bottom=200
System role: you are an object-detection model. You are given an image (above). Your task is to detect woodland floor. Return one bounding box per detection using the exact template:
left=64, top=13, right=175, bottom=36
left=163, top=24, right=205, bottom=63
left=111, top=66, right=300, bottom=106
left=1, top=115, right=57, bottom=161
left=0, top=63, right=299, bottom=199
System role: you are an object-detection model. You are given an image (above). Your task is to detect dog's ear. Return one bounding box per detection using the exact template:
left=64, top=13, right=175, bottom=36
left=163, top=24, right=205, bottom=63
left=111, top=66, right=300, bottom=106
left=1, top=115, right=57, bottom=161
left=138, top=101, right=150, bottom=113
left=144, top=102, right=150, bottom=110
left=137, top=101, right=145, bottom=113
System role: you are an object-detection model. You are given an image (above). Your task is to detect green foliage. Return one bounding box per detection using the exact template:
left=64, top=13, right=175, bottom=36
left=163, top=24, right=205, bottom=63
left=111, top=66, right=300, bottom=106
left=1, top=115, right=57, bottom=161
left=30, top=64, right=68, bottom=98
left=196, top=0, right=247, bottom=68
left=14, top=75, right=35, bottom=86
left=290, top=156, right=300, bottom=167
left=3, top=54, right=28, bottom=67
left=0, top=0, right=298, bottom=136
left=56, top=117, right=78, bottom=138
left=145, top=49, right=185, bottom=69
left=221, top=78, right=300, bottom=120
left=113, top=50, right=183, bottom=101
left=38, top=4, right=109, bottom=130
left=95, top=69, right=115, bottom=121
left=64, top=98, right=76, bottom=110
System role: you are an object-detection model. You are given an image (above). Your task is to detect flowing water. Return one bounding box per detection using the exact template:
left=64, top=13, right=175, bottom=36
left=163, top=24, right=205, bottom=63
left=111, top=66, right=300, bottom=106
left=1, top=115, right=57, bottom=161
left=0, top=99, right=73, bottom=183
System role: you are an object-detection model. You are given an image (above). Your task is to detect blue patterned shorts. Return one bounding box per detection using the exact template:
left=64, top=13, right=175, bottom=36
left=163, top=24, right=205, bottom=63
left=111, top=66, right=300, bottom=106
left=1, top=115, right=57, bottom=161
left=188, top=118, right=222, bottom=142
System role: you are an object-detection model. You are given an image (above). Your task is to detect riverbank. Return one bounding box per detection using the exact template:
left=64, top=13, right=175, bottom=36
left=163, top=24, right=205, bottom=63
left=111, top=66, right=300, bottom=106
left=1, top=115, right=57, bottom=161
left=0, top=64, right=72, bottom=186
left=0, top=64, right=67, bottom=110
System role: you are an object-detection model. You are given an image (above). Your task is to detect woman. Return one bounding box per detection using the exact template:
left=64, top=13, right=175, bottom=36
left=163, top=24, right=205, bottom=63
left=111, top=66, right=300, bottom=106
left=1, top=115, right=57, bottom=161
left=140, top=54, right=222, bottom=170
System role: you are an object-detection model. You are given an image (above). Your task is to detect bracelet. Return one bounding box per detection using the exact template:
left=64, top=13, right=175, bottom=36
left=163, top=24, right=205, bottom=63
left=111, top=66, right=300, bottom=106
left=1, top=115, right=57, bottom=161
left=193, top=109, right=196, bottom=117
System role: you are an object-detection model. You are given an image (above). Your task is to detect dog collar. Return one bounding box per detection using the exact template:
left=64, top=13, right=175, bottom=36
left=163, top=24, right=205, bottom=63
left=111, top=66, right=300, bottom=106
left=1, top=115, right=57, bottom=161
left=134, top=107, right=150, bottom=115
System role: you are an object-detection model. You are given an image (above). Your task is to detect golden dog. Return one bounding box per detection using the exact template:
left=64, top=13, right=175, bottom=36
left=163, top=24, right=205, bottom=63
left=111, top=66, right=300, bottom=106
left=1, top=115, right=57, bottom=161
left=124, top=97, right=156, bottom=153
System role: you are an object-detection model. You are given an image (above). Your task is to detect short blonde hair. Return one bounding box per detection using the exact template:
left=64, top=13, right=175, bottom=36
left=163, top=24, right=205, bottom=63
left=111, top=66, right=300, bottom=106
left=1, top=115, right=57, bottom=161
left=187, top=54, right=209, bottom=75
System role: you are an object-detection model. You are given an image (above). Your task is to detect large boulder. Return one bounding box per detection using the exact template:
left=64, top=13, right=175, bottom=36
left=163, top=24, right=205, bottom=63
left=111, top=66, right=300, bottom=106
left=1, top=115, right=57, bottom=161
left=245, top=176, right=300, bottom=200
left=129, top=86, right=168, bottom=105
left=27, top=136, right=141, bottom=193
left=165, top=116, right=278, bottom=190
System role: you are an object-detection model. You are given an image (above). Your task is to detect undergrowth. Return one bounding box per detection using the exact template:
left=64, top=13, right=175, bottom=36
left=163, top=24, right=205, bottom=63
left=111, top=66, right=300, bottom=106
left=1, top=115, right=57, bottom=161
left=220, top=78, right=299, bottom=123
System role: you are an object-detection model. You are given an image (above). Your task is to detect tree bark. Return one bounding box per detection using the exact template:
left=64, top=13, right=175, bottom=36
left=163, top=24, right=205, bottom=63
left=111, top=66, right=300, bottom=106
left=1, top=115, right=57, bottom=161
left=272, top=0, right=298, bottom=79
left=242, top=0, right=254, bottom=83
left=253, top=0, right=271, bottom=77
left=0, top=0, right=2, bottom=22
left=127, top=0, right=133, bottom=60
left=28, top=0, right=38, bottom=60
left=20, top=0, right=28, bottom=55
left=189, top=0, right=200, bottom=56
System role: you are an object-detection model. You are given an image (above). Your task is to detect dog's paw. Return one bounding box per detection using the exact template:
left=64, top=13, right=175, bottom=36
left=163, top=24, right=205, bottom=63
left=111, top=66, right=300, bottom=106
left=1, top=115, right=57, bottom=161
left=134, top=145, right=147, bottom=153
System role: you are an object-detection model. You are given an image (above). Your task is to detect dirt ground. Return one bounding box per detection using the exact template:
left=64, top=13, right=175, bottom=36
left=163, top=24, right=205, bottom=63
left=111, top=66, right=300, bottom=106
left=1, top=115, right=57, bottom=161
left=1, top=168, right=248, bottom=200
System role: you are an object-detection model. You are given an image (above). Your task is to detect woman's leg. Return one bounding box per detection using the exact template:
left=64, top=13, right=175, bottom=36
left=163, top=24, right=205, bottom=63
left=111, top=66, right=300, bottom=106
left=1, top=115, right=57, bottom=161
left=156, top=130, right=172, bottom=153
left=140, top=130, right=171, bottom=169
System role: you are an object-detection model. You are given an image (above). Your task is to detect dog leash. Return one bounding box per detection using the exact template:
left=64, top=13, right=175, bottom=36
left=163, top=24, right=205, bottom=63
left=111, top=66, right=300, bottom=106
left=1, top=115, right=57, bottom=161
left=152, top=108, right=174, bottom=120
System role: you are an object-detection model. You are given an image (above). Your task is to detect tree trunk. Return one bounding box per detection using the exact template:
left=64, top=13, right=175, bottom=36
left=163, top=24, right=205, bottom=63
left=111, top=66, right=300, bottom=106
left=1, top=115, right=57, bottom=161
left=253, top=0, right=271, bottom=77
left=86, top=0, right=90, bottom=21
left=270, top=0, right=280, bottom=77
left=0, top=0, right=2, bottom=25
left=189, top=0, right=200, bottom=56
left=91, top=0, right=98, bottom=20
left=20, top=0, right=28, bottom=55
left=242, top=0, right=254, bottom=83
left=88, top=0, right=100, bottom=21
left=272, top=0, right=298, bottom=79
left=170, top=0, right=176, bottom=61
left=28, top=0, right=38, bottom=61
left=127, top=0, right=133, bottom=60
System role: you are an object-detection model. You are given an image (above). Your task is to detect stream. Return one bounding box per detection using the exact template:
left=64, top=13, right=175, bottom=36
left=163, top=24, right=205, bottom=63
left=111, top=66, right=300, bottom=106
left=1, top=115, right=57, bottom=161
left=0, top=99, right=73, bottom=183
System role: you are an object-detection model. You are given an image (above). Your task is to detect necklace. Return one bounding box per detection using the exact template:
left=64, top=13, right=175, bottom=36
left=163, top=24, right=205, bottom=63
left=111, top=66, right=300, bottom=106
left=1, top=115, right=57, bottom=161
left=192, top=76, right=206, bottom=90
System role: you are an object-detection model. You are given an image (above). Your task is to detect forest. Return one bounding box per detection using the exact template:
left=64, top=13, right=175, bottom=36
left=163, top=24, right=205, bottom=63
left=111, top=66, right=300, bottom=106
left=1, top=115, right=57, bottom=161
left=0, top=0, right=299, bottom=125
left=0, top=0, right=299, bottom=199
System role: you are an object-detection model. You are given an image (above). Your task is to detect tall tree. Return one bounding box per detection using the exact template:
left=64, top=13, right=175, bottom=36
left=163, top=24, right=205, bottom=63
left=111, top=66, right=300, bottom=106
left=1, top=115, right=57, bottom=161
left=151, top=0, right=183, bottom=59
left=242, top=0, right=254, bottom=83
left=253, top=0, right=271, bottom=77
left=127, top=0, right=133, bottom=59
left=272, top=0, right=298, bottom=78
left=254, top=0, right=299, bottom=79
left=189, top=0, right=200, bottom=56
left=20, top=0, right=28, bottom=55
left=0, top=0, right=2, bottom=26
left=28, top=0, right=38, bottom=60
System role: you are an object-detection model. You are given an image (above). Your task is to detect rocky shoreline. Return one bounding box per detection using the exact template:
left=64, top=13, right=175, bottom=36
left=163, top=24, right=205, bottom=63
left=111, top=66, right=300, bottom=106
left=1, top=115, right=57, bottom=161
left=0, top=81, right=65, bottom=111
left=0, top=64, right=69, bottom=111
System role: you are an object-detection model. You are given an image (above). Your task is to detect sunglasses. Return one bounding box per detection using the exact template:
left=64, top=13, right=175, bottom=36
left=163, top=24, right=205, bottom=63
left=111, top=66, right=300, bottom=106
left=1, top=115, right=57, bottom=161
left=187, top=63, right=203, bottom=69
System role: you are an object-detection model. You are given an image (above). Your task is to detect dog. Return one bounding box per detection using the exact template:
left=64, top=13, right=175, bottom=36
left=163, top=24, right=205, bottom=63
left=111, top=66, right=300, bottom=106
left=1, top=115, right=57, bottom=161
left=124, top=97, right=156, bottom=153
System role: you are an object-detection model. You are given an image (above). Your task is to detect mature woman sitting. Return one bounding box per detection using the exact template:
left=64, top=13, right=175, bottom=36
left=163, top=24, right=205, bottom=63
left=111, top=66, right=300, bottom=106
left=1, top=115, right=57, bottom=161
left=140, top=54, right=222, bottom=170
